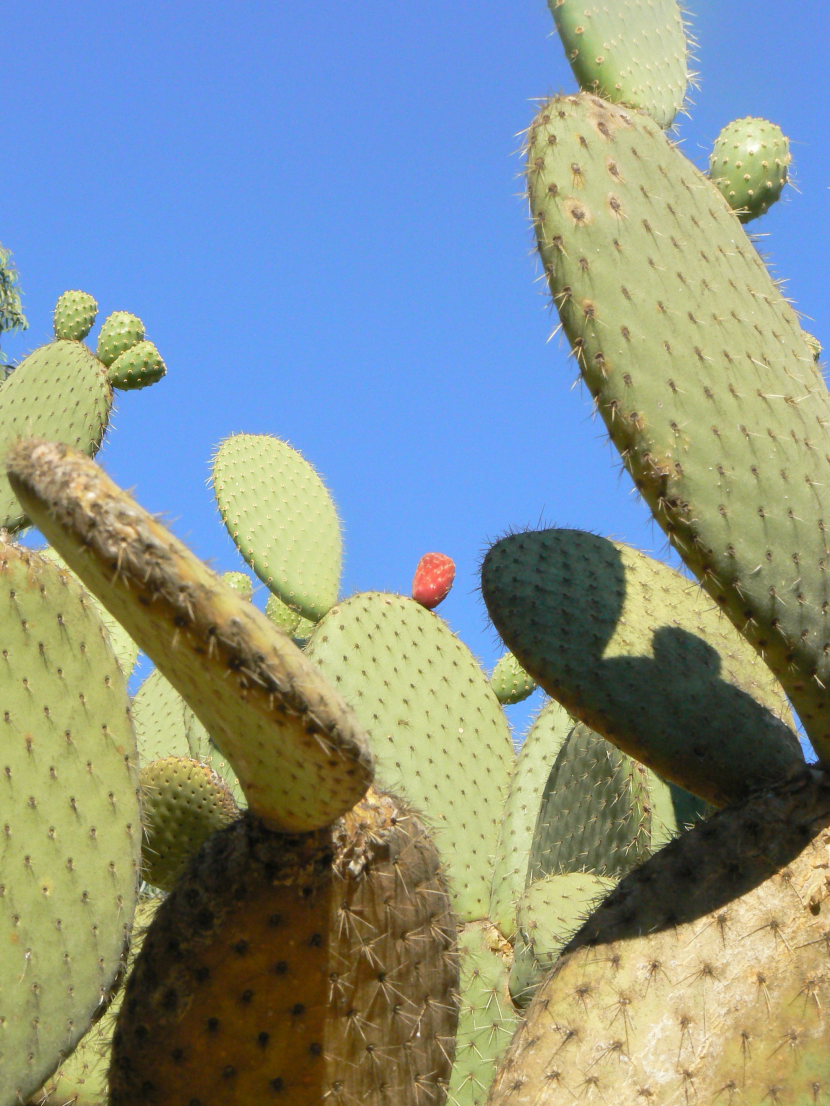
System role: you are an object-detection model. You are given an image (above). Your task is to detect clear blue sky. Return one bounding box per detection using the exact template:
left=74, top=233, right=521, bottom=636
left=3, top=1, right=828, bottom=739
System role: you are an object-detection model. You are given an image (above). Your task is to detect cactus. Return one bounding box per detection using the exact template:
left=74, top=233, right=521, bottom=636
left=546, top=0, right=689, bottom=129
left=412, top=551, right=456, bottom=609
left=490, top=651, right=536, bottom=705
left=0, top=294, right=165, bottom=533
left=213, top=432, right=342, bottom=622
left=709, top=116, right=791, bottom=222
left=483, top=528, right=802, bottom=806
left=0, top=540, right=140, bottom=1104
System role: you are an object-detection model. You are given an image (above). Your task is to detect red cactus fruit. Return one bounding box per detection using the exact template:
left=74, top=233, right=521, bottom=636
left=412, top=552, right=455, bottom=609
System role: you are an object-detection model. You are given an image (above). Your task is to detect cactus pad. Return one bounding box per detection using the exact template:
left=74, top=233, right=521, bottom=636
left=110, top=789, right=459, bottom=1106
left=95, top=311, right=144, bottom=367
left=709, top=116, right=790, bottom=223
left=482, top=528, right=802, bottom=806
left=490, top=651, right=536, bottom=705
left=547, top=0, right=688, bottom=128
left=7, top=439, right=374, bottom=832
left=213, top=433, right=342, bottom=622
left=0, top=541, right=140, bottom=1104
left=448, top=921, right=518, bottom=1106
left=107, top=340, right=166, bottom=391
left=489, top=768, right=830, bottom=1105
left=525, top=92, right=830, bottom=760
left=305, top=591, right=515, bottom=921
left=53, top=290, right=98, bottom=342
left=221, top=570, right=253, bottom=599
left=140, top=757, right=239, bottom=891
left=0, top=339, right=111, bottom=532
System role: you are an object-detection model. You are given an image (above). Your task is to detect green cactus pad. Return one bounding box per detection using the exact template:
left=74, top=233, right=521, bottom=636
left=0, top=338, right=111, bottom=532
left=489, top=700, right=573, bottom=939
left=0, top=541, right=140, bottom=1105
left=213, top=433, right=342, bottom=622
left=305, top=592, right=515, bottom=922
left=106, top=339, right=166, bottom=391
left=53, top=290, right=98, bottom=342
left=525, top=92, right=830, bottom=761
left=110, top=790, right=459, bottom=1106
left=509, top=871, right=614, bottom=1008
left=448, top=921, right=518, bottom=1106
left=490, top=651, right=536, bottom=705
left=221, top=570, right=253, bottom=599
left=529, top=721, right=652, bottom=879
left=95, top=311, right=144, bottom=367
left=140, top=757, right=239, bottom=891
left=265, top=590, right=301, bottom=634
left=489, top=769, right=830, bottom=1105
left=31, top=896, right=161, bottom=1106
left=8, top=440, right=374, bottom=832
left=38, top=546, right=139, bottom=678
left=482, top=528, right=802, bottom=807
left=709, top=116, right=790, bottom=223
left=547, top=0, right=688, bottom=128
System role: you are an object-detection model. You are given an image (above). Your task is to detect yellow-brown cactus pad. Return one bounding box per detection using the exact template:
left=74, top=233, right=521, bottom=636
left=6, top=439, right=374, bottom=832
left=110, top=788, right=460, bottom=1106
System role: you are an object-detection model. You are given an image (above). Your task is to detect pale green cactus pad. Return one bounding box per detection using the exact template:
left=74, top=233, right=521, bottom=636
left=709, top=116, right=790, bottom=223
left=525, top=92, right=830, bottom=762
left=7, top=440, right=374, bottom=832
left=95, top=311, right=144, bottom=367
left=38, top=546, right=140, bottom=678
left=140, top=757, right=239, bottom=891
left=482, top=528, right=802, bottom=806
left=489, top=700, right=573, bottom=939
left=221, top=570, right=253, bottom=599
left=106, top=340, right=166, bottom=391
left=0, top=541, right=140, bottom=1105
left=448, top=921, right=518, bottom=1106
left=213, top=433, right=342, bottom=622
left=489, top=769, right=830, bottom=1105
left=30, top=896, right=161, bottom=1106
left=509, top=871, right=614, bottom=1008
left=490, top=651, right=536, bottom=705
left=305, top=591, right=515, bottom=922
left=53, top=290, right=98, bottom=342
left=547, top=0, right=688, bottom=128
left=0, top=338, right=111, bottom=532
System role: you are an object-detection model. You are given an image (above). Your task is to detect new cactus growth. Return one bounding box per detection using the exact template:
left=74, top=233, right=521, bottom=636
left=490, top=651, right=536, bottom=705
left=709, top=116, right=791, bottom=222
left=411, top=551, right=456, bottom=609
left=53, top=290, right=98, bottom=342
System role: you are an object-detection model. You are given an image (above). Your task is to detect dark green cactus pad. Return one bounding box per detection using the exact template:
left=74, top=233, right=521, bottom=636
left=8, top=440, right=373, bottom=832
left=305, top=592, right=515, bottom=922
left=95, top=311, right=144, bottom=368
left=509, top=871, right=614, bottom=1008
left=213, top=433, right=342, bottom=622
left=709, top=116, right=790, bottom=223
left=482, top=528, right=803, bottom=806
left=528, top=721, right=652, bottom=880
left=106, top=340, right=166, bottom=391
left=490, top=651, right=536, bottom=705
left=53, top=290, right=97, bottom=342
left=0, top=542, right=140, bottom=1105
left=109, top=790, right=459, bottom=1106
left=489, top=700, right=573, bottom=939
left=0, top=339, right=111, bottom=532
left=489, top=768, right=830, bottom=1105
left=525, top=92, right=830, bottom=760
left=547, top=0, right=688, bottom=128
left=30, top=896, right=161, bottom=1106
left=38, top=546, right=139, bottom=678
left=140, top=757, right=239, bottom=891
left=448, top=921, right=518, bottom=1106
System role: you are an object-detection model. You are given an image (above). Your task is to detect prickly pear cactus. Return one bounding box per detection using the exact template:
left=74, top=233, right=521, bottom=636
left=0, top=540, right=141, bottom=1105
left=547, top=0, right=689, bottom=128
left=483, top=528, right=802, bottom=806
left=709, top=116, right=791, bottom=222
left=490, top=651, right=536, bottom=705
left=213, top=433, right=342, bottom=622
left=53, top=290, right=97, bottom=342
left=524, top=91, right=830, bottom=760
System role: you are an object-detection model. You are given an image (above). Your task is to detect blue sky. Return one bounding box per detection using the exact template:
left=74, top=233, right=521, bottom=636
left=3, top=1, right=828, bottom=740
